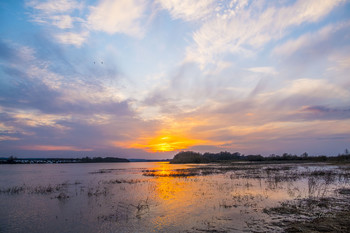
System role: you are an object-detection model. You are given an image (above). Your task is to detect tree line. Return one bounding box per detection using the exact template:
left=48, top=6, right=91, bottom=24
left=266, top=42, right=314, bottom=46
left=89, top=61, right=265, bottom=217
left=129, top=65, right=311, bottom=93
left=170, top=150, right=350, bottom=164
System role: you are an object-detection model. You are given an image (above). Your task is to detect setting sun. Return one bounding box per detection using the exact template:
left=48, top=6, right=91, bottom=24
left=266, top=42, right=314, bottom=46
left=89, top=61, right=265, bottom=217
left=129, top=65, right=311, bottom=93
left=130, top=134, right=206, bottom=152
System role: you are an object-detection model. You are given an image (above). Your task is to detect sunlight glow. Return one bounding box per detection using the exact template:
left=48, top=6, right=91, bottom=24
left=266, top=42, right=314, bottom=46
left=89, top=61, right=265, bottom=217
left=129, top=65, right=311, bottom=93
left=132, top=134, right=206, bottom=152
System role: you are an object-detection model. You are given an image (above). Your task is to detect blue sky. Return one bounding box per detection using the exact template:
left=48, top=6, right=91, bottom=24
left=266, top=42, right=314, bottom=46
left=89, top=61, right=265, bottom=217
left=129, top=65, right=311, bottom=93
left=1, top=0, right=350, bottom=158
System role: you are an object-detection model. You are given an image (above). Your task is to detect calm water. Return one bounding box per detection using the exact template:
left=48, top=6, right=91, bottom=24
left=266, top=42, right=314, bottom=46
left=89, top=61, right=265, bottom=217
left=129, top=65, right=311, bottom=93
left=0, top=162, right=349, bottom=232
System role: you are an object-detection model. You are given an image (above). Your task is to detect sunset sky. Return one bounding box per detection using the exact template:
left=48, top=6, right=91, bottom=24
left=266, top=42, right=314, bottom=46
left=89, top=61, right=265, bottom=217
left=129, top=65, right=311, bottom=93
left=1, top=0, right=350, bottom=158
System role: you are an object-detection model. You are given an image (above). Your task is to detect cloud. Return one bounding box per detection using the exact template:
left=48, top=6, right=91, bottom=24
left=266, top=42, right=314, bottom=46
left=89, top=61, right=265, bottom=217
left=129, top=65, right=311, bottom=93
left=327, top=52, right=350, bottom=78
left=139, top=70, right=350, bottom=155
left=54, top=31, right=89, bottom=47
left=27, top=0, right=80, bottom=14
left=20, top=145, right=92, bottom=151
left=26, top=0, right=87, bottom=46
left=185, top=0, right=345, bottom=69
left=26, top=0, right=153, bottom=46
left=0, top=39, right=162, bottom=157
left=0, top=136, right=20, bottom=141
left=274, top=79, right=350, bottom=104
left=87, top=0, right=147, bottom=36
left=0, top=40, right=36, bottom=63
left=293, top=105, right=350, bottom=121
left=0, top=39, right=130, bottom=115
left=50, top=15, right=74, bottom=29
left=273, top=21, right=350, bottom=56
left=3, top=0, right=350, bottom=157
left=26, top=0, right=82, bottom=28
left=247, top=66, right=278, bottom=76
left=157, top=0, right=214, bottom=21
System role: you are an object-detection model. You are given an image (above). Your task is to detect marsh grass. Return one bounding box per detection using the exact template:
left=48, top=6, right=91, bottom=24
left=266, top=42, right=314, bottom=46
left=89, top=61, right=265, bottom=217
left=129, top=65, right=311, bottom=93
left=142, top=169, right=199, bottom=177
left=103, top=179, right=144, bottom=184
left=0, top=183, right=68, bottom=195
left=264, top=186, right=350, bottom=232
left=219, top=199, right=238, bottom=209
left=131, top=198, right=150, bottom=219
left=97, top=198, right=151, bottom=222
left=98, top=202, right=131, bottom=222
left=0, top=185, right=26, bottom=194
left=55, top=192, right=69, bottom=200
left=87, top=186, right=108, bottom=197
left=337, top=188, right=350, bottom=195
left=89, top=170, right=112, bottom=174
left=264, top=196, right=350, bottom=232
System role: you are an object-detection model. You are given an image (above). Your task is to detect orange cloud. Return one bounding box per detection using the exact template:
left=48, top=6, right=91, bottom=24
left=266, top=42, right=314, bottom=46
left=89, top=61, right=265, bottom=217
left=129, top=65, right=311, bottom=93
left=113, top=117, right=211, bottom=152
left=114, top=133, right=207, bottom=152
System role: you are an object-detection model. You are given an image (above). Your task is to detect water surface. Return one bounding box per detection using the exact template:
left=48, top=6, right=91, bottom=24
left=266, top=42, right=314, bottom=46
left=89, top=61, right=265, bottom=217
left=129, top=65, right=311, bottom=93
left=1, top=162, right=349, bottom=232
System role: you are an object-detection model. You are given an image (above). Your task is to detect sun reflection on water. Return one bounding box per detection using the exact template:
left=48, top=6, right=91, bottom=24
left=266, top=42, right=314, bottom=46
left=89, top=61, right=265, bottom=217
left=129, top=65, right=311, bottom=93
left=147, top=162, right=188, bottom=200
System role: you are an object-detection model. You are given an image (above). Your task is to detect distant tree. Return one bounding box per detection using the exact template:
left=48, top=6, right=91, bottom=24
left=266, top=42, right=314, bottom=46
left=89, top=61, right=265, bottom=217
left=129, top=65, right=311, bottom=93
left=170, top=151, right=208, bottom=164
left=246, top=154, right=263, bottom=161
left=81, top=156, right=91, bottom=162
left=7, top=156, right=17, bottom=164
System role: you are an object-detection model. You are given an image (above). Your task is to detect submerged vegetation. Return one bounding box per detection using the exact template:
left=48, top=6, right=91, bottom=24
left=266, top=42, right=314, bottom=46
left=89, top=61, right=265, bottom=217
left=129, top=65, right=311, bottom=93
left=170, top=150, right=350, bottom=164
left=0, top=183, right=67, bottom=194
left=263, top=191, right=350, bottom=232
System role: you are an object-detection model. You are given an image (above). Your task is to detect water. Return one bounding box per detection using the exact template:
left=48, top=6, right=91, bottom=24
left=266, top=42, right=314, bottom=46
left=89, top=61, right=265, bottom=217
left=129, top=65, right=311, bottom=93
left=0, top=162, right=349, bottom=232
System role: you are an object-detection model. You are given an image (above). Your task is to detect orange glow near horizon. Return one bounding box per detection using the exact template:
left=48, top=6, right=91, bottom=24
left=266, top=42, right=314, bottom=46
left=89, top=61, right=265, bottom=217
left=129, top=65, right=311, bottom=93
left=113, top=117, right=212, bottom=152
left=130, top=134, right=207, bottom=152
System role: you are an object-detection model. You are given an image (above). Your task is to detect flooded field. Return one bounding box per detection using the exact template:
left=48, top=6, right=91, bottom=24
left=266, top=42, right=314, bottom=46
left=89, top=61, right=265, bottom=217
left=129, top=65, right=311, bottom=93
left=1, top=162, right=350, bottom=232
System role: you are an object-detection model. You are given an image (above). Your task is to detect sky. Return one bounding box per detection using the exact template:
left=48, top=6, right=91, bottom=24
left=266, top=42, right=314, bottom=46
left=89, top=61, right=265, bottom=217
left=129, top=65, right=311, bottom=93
left=0, top=0, right=350, bottom=159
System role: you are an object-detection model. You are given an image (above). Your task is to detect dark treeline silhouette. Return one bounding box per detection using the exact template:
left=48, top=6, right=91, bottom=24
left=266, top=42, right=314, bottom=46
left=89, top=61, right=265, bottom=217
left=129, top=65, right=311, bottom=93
left=170, top=150, right=350, bottom=164
left=0, top=156, right=129, bottom=164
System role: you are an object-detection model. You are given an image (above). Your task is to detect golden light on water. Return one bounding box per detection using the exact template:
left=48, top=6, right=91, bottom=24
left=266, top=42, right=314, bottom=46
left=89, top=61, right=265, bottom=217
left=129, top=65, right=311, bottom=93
left=148, top=163, right=187, bottom=200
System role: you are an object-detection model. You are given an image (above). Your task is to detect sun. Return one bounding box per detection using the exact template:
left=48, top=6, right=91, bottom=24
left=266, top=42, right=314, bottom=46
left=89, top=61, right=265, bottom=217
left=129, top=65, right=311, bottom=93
left=147, top=135, right=194, bottom=152
left=112, top=117, right=210, bottom=152
left=122, top=134, right=206, bottom=152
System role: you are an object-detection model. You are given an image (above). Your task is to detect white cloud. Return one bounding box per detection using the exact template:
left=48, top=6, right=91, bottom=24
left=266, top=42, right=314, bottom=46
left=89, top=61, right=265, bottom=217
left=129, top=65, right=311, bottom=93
left=275, top=0, right=345, bottom=27
left=273, top=21, right=350, bottom=56
left=54, top=31, right=89, bottom=47
left=27, top=0, right=86, bottom=45
left=87, top=0, right=147, bottom=36
left=27, top=0, right=81, bottom=29
left=262, top=78, right=350, bottom=105
left=247, top=66, right=278, bottom=76
left=157, top=0, right=215, bottom=21
left=27, top=0, right=80, bottom=14
left=185, top=0, right=345, bottom=69
left=327, top=52, right=350, bottom=72
left=50, top=15, right=74, bottom=29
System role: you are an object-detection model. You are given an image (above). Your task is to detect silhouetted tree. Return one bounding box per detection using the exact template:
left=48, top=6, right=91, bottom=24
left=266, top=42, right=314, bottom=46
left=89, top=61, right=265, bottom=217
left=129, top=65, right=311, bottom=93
left=7, top=156, right=17, bottom=164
